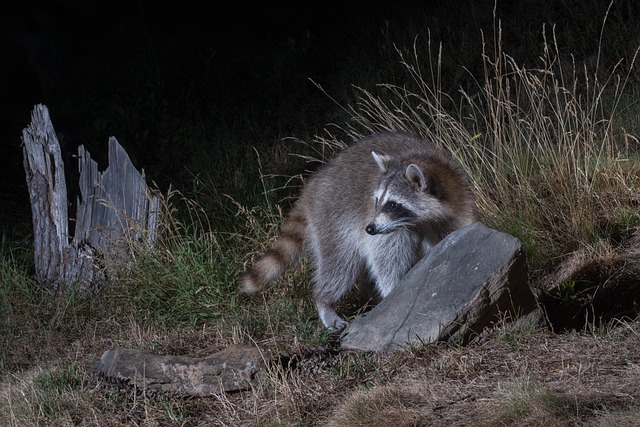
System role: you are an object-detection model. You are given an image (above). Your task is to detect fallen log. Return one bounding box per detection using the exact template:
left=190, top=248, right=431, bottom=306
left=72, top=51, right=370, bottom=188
left=92, top=345, right=266, bottom=396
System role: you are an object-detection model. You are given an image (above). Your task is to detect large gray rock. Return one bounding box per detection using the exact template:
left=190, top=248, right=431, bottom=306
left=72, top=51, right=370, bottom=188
left=341, top=222, right=537, bottom=352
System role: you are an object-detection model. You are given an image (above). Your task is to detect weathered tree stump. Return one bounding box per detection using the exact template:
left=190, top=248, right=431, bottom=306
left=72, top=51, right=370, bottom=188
left=21, top=104, right=160, bottom=291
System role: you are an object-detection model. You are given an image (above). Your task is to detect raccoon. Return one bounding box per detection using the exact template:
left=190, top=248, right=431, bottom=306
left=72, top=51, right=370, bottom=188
left=239, top=131, right=476, bottom=331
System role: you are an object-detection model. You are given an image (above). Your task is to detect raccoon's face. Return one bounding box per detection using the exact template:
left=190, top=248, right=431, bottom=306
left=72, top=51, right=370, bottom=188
left=366, top=170, right=419, bottom=235
left=366, top=152, right=449, bottom=235
left=365, top=194, right=414, bottom=235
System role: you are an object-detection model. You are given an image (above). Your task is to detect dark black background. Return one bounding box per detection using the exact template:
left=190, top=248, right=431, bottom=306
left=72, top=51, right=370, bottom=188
left=1, top=1, right=423, bottom=220
left=1, top=0, right=637, bottom=232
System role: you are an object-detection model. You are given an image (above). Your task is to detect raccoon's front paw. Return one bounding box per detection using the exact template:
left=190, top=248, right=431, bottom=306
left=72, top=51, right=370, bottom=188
left=317, top=304, right=348, bottom=332
left=327, top=318, right=348, bottom=333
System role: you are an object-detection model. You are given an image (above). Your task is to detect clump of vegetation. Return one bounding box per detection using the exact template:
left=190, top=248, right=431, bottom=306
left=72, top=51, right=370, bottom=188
left=484, top=376, right=576, bottom=426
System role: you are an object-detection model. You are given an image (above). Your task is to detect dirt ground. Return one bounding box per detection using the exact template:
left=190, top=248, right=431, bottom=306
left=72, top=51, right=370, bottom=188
left=317, top=318, right=640, bottom=426
left=212, top=315, right=640, bottom=427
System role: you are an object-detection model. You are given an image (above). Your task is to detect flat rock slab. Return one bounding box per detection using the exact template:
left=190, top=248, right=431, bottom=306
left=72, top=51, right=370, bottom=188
left=341, top=222, right=537, bottom=352
left=92, top=344, right=265, bottom=396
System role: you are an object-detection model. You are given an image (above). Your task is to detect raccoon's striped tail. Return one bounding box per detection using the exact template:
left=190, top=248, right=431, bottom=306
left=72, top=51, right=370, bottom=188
left=238, top=204, right=307, bottom=293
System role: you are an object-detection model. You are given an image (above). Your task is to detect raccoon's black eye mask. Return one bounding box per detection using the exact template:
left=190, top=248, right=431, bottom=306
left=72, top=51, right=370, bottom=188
left=383, top=200, right=414, bottom=219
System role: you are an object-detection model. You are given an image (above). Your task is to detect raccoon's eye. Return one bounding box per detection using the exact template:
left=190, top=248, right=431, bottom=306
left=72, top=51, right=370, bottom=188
left=387, top=201, right=398, bottom=211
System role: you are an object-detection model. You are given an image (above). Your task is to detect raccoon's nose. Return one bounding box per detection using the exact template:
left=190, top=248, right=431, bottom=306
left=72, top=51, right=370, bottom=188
left=365, top=224, right=377, bottom=235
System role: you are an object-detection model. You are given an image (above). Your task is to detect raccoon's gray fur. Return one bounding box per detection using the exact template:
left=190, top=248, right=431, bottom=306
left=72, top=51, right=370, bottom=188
left=239, top=131, right=476, bottom=330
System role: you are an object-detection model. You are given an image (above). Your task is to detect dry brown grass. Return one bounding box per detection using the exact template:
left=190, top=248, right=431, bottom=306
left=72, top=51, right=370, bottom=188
left=318, top=23, right=640, bottom=283
left=3, top=313, right=640, bottom=426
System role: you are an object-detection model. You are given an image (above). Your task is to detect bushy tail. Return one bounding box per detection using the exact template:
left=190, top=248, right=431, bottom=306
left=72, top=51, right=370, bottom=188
left=238, top=204, right=307, bottom=293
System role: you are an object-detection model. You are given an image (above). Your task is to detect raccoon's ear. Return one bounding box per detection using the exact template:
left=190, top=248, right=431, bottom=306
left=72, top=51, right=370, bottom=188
left=405, top=164, right=427, bottom=191
left=371, top=151, right=391, bottom=172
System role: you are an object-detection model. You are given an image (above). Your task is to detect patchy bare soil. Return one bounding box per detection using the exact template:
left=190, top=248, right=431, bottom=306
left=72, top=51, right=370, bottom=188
left=310, top=319, right=640, bottom=427
left=160, top=316, right=640, bottom=426
left=347, top=322, right=640, bottom=427
left=4, top=312, right=640, bottom=426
